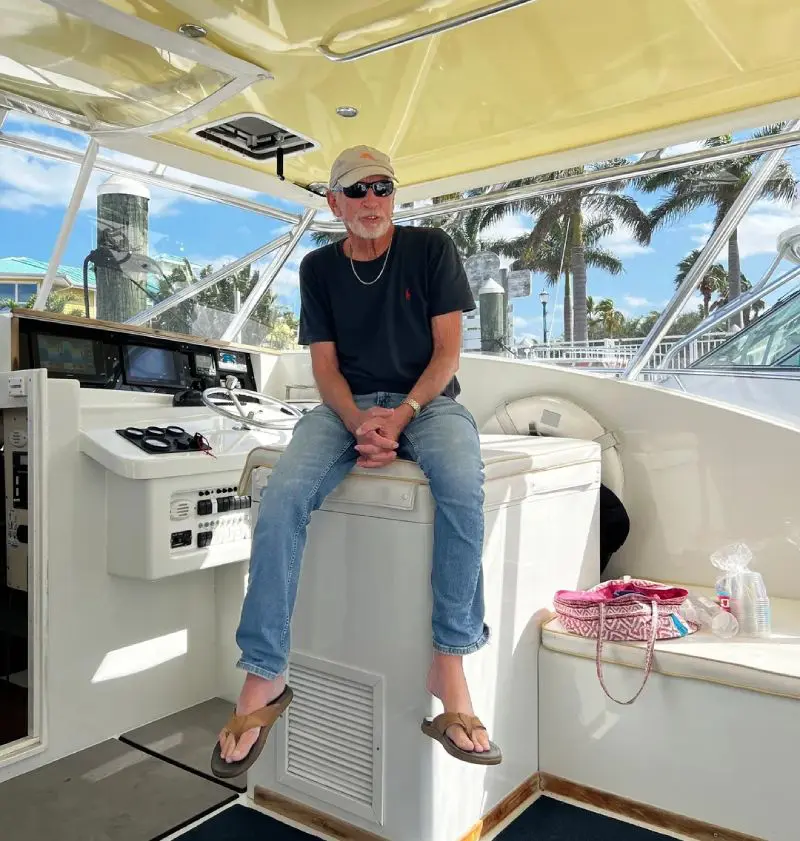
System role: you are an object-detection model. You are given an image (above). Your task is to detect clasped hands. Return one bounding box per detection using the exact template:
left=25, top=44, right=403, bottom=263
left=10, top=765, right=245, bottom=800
left=351, top=405, right=412, bottom=468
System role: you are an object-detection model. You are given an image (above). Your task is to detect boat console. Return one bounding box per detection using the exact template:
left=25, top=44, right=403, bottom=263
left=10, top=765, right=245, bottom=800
left=3, top=312, right=301, bottom=583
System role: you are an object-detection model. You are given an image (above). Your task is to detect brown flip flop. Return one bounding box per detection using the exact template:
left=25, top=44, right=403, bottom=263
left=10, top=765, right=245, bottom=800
left=210, top=685, right=293, bottom=779
left=421, top=712, right=502, bottom=766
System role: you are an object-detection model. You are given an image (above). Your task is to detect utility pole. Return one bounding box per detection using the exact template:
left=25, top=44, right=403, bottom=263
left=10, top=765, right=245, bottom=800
left=96, top=175, right=150, bottom=322
left=479, top=279, right=505, bottom=354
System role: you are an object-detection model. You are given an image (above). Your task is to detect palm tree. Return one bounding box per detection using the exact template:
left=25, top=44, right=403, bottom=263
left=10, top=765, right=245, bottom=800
left=489, top=162, right=652, bottom=343
left=594, top=297, right=625, bottom=337
left=674, top=249, right=764, bottom=327
left=675, top=249, right=729, bottom=318
left=639, top=123, right=798, bottom=327
left=483, top=216, right=623, bottom=342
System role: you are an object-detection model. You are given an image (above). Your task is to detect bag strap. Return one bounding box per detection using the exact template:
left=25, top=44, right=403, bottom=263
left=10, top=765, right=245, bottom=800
left=595, top=599, right=658, bottom=705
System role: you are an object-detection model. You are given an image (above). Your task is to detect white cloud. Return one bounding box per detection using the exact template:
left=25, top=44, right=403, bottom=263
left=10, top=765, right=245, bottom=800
left=479, top=214, right=531, bottom=265
left=0, top=143, right=200, bottom=218
left=513, top=315, right=529, bottom=328
left=601, top=226, right=652, bottom=258
left=689, top=197, right=800, bottom=260
left=623, top=295, right=651, bottom=308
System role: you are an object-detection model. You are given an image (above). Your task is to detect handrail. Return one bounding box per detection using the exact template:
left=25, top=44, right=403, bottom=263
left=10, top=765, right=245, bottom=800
left=128, top=233, right=291, bottom=326
left=221, top=209, right=316, bottom=341
left=318, top=0, right=537, bottom=62
left=658, top=264, right=800, bottom=370
left=309, top=125, right=800, bottom=231
left=0, top=131, right=302, bottom=226
left=622, top=118, right=800, bottom=380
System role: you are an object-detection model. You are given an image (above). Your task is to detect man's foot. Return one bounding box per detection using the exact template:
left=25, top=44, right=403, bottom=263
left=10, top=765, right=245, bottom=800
left=218, top=672, right=286, bottom=763
left=426, top=653, right=491, bottom=754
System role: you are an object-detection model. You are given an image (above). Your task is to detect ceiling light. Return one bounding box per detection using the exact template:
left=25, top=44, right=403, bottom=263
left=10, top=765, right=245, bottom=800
left=178, top=23, right=207, bottom=39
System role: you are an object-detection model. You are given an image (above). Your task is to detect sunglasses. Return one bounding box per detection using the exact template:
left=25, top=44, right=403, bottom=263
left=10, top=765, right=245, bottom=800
left=336, top=179, right=395, bottom=199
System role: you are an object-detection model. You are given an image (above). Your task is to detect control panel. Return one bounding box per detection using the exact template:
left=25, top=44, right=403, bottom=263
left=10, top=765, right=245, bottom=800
left=15, top=314, right=258, bottom=394
left=4, top=408, right=29, bottom=591
left=169, top=484, right=253, bottom=555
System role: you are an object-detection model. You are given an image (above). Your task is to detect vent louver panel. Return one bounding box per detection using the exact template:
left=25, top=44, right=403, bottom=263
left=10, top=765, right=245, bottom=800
left=169, top=500, right=191, bottom=521
left=194, top=115, right=314, bottom=161
left=280, top=659, right=382, bottom=822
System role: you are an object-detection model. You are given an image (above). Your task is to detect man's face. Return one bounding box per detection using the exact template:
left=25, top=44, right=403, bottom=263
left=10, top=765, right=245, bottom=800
left=327, top=174, right=395, bottom=240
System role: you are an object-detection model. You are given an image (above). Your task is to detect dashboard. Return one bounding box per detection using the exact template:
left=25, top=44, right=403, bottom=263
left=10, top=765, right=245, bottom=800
left=15, top=315, right=257, bottom=393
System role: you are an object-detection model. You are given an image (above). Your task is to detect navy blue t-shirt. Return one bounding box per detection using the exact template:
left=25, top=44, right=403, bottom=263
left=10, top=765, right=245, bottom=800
left=297, top=225, right=475, bottom=398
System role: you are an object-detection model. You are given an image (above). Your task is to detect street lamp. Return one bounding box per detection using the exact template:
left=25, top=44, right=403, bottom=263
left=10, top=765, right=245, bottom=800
left=539, top=289, right=549, bottom=345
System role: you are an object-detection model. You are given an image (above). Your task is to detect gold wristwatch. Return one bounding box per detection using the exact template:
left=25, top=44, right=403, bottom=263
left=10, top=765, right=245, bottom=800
left=401, top=397, right=421, bottom=418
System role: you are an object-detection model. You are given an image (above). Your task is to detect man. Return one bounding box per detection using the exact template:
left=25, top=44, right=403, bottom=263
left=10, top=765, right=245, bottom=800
left=211, top=145, right=501, bottom=779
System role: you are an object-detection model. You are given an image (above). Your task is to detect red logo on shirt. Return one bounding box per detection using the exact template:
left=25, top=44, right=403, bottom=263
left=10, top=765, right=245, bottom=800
left=405, top=288, right=411, bottom=301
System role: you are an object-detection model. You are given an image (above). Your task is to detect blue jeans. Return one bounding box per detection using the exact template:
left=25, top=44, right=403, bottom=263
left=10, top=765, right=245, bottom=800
left=235, top=392, right=488, bottom=680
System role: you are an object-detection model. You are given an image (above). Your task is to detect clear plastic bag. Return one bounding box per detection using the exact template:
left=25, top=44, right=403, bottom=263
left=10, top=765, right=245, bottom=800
left=709, top=542, right=770, bottom=637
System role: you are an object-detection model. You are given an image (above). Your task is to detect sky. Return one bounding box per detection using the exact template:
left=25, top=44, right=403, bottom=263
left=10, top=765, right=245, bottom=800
left=1, top=112, right=799, bottom=344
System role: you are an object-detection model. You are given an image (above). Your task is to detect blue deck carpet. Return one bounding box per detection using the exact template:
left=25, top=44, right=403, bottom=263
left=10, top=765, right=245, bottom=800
left=174, top=797, right=671, bottom=840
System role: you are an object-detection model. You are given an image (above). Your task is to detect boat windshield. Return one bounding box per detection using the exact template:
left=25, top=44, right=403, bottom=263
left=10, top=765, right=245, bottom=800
left=693, top=288, right=800, bottom=368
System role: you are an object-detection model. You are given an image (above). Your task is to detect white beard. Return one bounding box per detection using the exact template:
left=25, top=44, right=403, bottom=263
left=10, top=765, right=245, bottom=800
left=349, top=216, right=391, bottom=239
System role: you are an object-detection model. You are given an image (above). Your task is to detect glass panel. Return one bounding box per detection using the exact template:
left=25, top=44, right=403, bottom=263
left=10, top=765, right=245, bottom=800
left=0, top=1, right=232, bottom=130
left=777, top=350, right=800, bottom=367
left=696, top=291, right=800, bottom=367
left=0, top=283, right=17, bottom=300
left=46, top=143, right=305, bottom=347
left=17, top=283, right=38, bottom=302
left=149, top=268, right=301, bottom=350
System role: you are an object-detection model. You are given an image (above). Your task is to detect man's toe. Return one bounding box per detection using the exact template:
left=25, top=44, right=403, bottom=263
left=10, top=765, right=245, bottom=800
left=446, top=726, right=475, bottom=752
left=228, top=727, right=259, bottom=762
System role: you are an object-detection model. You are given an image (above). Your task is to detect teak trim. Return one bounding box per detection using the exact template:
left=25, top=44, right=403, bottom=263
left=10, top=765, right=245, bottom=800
left=254, top=787, right=388, bottom=841
left=255, top=775, right=543, bottom=841
left=458, top=774, right=541, bottom=840
left=540, top=774, right=765, bottom=841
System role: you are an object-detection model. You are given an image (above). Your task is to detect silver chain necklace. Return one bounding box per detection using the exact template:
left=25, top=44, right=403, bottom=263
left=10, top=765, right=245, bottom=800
left=348, top=237, right=392, bottom=286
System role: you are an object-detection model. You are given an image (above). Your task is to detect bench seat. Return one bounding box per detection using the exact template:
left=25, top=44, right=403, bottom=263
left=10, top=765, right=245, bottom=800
left=541, top=586, right=800, bottom=700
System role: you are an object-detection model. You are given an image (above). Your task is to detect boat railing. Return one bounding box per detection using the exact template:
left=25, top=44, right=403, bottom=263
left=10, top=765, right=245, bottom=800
left=517, top=333, right=730, bottom=369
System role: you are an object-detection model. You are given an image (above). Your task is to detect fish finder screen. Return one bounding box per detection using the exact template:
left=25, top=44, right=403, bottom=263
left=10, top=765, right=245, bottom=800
left=35, top=334, right=99, bottom=377
left=124, top=345, right=188, bottom=388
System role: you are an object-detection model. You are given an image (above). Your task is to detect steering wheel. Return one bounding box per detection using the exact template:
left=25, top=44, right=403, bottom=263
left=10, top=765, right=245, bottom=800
left=201, top=387, right=302, bottom=430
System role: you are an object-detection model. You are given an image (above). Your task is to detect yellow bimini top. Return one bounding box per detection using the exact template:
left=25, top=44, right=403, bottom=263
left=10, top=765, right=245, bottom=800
left=2, top=0, right=800, bottom=204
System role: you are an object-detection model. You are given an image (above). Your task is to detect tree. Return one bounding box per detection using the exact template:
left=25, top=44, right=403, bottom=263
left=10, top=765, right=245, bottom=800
left=593, top=297, right=625, bottom=337
left=639, top=123, right=798, bottom=327
left=674, top=249, right=764, bottom=327
left=0, top=291, right=70, bottom=313
left=484, top=216, right=623, bottom=342
left=489, top=163, right=652, bottom=343
left=675, top=249, right=730, bottom=318
left=150, top=262, right=299, bottom=348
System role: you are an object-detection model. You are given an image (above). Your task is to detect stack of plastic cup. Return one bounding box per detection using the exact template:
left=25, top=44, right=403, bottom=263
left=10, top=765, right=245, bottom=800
left=730, top=571, right=771, bottom=637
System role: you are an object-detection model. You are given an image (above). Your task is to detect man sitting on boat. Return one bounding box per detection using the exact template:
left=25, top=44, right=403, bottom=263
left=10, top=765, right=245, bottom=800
left=212, top=145, right=501, bottom=777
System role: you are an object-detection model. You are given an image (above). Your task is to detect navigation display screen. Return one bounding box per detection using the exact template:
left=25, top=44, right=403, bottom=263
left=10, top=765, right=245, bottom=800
left=35, top=334, right=100, bottom=377
left=124, top=345, right=190, bottom=388
left=218, top=350, right=248, bottom=373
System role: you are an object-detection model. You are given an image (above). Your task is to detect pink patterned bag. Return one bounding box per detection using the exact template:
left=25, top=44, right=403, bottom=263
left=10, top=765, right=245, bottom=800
left=553, top=577, right=698, bottom=705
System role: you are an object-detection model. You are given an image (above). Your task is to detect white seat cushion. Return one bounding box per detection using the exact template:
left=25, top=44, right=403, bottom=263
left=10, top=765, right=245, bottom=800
left=541, top=586, right=800, bottom=699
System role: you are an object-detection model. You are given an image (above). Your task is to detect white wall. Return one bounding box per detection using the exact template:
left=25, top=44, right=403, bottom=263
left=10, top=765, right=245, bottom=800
left=266, top=351, right=800, bottom=600
left=457, top=355, right=800, bottom=599
left=0, top=381, right=219, bottom=782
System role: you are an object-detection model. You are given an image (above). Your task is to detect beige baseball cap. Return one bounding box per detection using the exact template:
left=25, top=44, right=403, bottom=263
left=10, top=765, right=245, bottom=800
left=329, top=145, right=397, bottom=188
